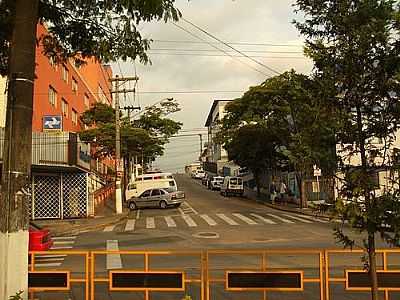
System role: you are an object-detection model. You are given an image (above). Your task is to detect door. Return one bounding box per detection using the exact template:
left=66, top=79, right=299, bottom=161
left=150, top=189, right=163, bottom=207
left=32, top=175, right=61, bottom=219
left=136, top=189, right=152, bottom=208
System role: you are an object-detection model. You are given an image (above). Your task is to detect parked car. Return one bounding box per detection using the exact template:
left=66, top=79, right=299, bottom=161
left=194, top=170, right=206, bottom=179
left=202, top=173, right=210, bottom=185
left=209, top=176, right=224, bottom=190
left=128, top=188, right=185, bottom=210
left=29, top=227, right=53, bottom=251
left=220, top=176, right=244, bottom=197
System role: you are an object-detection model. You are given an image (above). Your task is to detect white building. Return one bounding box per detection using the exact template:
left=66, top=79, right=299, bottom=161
left=204, top=100, right=233, bottom=175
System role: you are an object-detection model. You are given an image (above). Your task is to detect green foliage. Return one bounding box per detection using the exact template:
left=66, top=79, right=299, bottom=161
left=79, top=101, right=181, bottom=161
left=0, top=0, right=181, bottom=75
left=9, top=291, right=23, bottom=300
left=219, top=70, right=336, bottom=197
left=295, top=1, right=400, bottom=296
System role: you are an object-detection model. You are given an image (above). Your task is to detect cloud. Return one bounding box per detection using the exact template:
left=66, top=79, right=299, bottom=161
left=114, top=0, right=313, bottom=173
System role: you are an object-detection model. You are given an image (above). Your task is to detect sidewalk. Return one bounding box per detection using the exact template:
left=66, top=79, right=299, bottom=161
left=243, top=187, right=331, bottom=219
left=31, top=196, right=128, bottom=236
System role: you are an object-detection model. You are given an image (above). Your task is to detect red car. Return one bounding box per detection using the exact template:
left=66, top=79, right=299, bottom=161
left=29, top=227, right=53, bottom=251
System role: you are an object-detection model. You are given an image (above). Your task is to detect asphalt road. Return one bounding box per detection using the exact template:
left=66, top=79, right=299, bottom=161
left=31, top=174, right=399, bottom=300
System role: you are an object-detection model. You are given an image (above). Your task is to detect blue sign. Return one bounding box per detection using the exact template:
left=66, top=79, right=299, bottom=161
left=43, top=116, right=62, bottom=130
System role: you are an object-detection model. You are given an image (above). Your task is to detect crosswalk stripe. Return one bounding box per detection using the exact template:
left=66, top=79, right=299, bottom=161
left=146, top=217, right=155, bottom=229
left=30, top=262, right=61, bottom=267
left=35, top=255, right=67, bottom=259
left=164, top=216, right=177, bottom=227
left=52, top=236, right=76, bottom=241
left=232, top=213, right=258, bottom=225
left=106, top=240, right=122, bottom=270
left=51, top=245, right=73, bottom=249
left=216, top=213, right=239, bottom=225
left=33, top=257, right=65, bottom=262
left=266, top=214, right=295, bottom=224
left=124, top=219, right=136, bottom=231
left=250, top=213, right=277, bottom=224
left=182, top=215, right=197, bottom=227
left=199, top=214, right=217, bottom=226
left=53, top=241, right=74, bottom=245
left=295, top=214, right=329, bottom=223
left=104, top=225, right=116, bottom=232
left=281, top=214, right=313, bottom=224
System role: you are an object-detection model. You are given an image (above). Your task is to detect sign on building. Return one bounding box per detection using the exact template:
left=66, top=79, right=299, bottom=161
left=43, top=115, right=62, bottom=131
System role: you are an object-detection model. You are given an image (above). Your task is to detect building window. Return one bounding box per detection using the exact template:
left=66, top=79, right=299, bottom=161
left=48, top=86, right=57, bottom=107
left=62, top=65, right=69, bottom=83
left=61, top=98, right=68, bottom=118
left=84, top=93, right=90, bottom=109
left=72, top=109, right=78, bottom=125
left=72, top=77, right=78, bottom=94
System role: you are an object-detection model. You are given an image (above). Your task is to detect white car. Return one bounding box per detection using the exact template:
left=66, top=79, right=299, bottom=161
left=209, top=176, right=224, bottom=190
left=194, top=170, right=206, bottom=179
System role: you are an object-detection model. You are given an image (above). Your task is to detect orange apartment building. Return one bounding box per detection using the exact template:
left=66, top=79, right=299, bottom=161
left=0, top=24, right=115, bottom=219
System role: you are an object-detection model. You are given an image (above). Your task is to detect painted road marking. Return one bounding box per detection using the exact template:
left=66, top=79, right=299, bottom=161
left=164, top=216, right=177, bottom=227
left=216, top=213, right=239, bottom=225
left=51, top=236, right=76, bottom=241
left=266, top=214, right=295, bottom=224
left=103, top=225, right=116, bottom=232
left=124, top=219, right=136, bottom=231
left=146, top=217, right=155, bottom=229
left=30, top=262, right=62, bottom=268
left=36, top=255, right=67, bottom=259
left=182, top=215, right=197, bottom=227
left=106, top=240, right=122, bottom=270
left=183, top=201, right=199, bottom=214
left=281, top=214, right=313, bottom=224
left=296, top=214, right=329, bottom=223
left=250, top=213, right=277, bottom=224
left=178, top=207, right=185, bottom=215
left=232, top=213, right=258, bottom=225
left=53, top=241, right=74, bottom=245
left=136, top=209, right=141, bottom=220
left=199, top=214, right=217, bottom=226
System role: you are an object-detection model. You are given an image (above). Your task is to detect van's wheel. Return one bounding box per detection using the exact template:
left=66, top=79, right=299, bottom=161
left=160, top=201, right=168, bottom=209
left=129, top=202, right=137, bottom=210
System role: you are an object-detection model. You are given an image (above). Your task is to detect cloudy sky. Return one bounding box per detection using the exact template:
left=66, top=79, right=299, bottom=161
left=114, top=0, right=313, bottom=173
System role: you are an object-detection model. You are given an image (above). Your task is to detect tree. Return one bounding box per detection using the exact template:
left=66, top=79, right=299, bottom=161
left=220, top=70, right=336, bottom=203
left=223, top=124, right=281, bottom=197
left=0, top=1, right=180, bottom=298
left=294, top=1, right=400, bottom=298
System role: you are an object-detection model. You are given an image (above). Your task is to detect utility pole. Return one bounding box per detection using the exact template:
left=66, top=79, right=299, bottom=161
left=0, top=1, right=39, bottom=299
left=199, top=134, right=203, bottom=160
left=109, top=75, right=138, bottom=214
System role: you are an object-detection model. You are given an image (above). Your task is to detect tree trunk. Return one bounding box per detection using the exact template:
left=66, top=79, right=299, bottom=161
left=296, top=172, right=303, bottom=209
left=368, top=232, right=379, bottom=300
left=0, top=1, right=39, bottom=299
left=355, top=105, right=379, bottom=299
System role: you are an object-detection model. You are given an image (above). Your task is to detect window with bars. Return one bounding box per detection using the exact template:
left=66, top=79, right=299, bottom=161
left=62, top=65, right=69, bottom=83
left=61, top=98, right=69, bottom=118
left=84, top=94, right=90, bottom=109
left=48, top=86, right=57, bottom=107
left=72, top=77, right=78, bottom=94
left=72, top=109, right=78, bottom=125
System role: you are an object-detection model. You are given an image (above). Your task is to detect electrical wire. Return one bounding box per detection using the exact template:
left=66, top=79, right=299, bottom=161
left=152, top=39, right=303, bottom=47
left=172, top=22, right=270, bottom=77
left=148, top=48, right=303, bottom=54
left=182, top=17, right=281, bottom=76
left=147, top=52, right=306, bottom=59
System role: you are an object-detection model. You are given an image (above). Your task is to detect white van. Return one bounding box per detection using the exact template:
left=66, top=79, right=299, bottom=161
left=125, top=173, right=177, bottom=201
left=220, top=176, right=244, bottom=197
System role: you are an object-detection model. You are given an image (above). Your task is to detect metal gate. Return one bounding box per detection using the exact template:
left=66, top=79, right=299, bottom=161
left=32, top=173, right=88, bottom=219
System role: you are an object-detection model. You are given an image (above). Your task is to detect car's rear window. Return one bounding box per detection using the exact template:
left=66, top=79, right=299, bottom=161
left=230, top=178, right=238, bottom=184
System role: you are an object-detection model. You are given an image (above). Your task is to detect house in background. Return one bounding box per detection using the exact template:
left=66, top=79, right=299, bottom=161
left=0, top=23, right=115, bottom=220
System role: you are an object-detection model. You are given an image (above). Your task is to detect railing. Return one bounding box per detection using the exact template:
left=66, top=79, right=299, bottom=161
left=27, top=248, right=400, bottom=300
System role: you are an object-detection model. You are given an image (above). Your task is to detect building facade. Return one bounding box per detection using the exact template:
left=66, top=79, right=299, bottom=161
left=0, top=24, right=115, bottom=219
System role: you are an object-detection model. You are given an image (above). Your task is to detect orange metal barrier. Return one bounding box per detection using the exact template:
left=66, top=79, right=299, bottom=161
left=29, top=250, right=90, bottom=300
left=90, top=250, right=205, bottom=300
left=206, top=249, right=325, bottom=300
left=325, top=249, right=400, bottom=300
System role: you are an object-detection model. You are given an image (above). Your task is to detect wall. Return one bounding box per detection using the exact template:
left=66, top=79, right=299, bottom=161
left=0, top=77, right=6, bottom=127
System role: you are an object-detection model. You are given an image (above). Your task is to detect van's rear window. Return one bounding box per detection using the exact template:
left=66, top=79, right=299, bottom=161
left=230, top=178, right=238, bottom=184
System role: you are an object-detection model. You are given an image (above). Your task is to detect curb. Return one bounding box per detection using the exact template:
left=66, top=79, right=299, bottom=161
left=244, top=192, right=332, bottom=220
left=45, top=213, right=128, bottom=237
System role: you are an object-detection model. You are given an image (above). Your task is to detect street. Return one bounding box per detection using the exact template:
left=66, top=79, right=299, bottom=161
left=29, top=174, right=400, bottom=300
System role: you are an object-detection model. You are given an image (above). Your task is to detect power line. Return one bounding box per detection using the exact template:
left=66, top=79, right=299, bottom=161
left=147, top=52, right=306, bottom=59
left=152, top=39, right=303, bottom=47
left=172, top=22, right=270, bottom=77
left=148, top=48, right=303, bottom=54
left=182, top=17, right=281, bottom=76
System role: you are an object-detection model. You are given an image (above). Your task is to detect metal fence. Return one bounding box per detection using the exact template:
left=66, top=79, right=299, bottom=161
left=26, top=248, right=400, bottom=300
